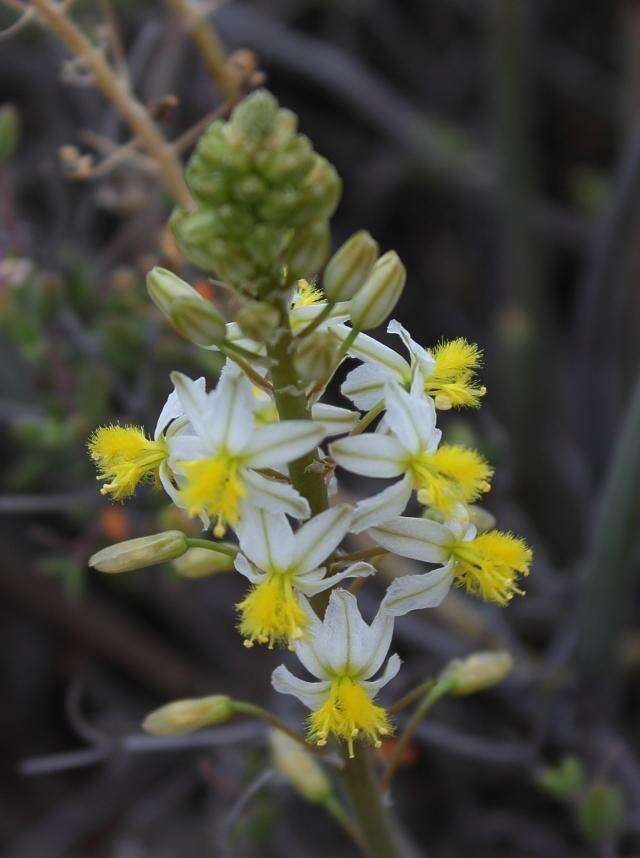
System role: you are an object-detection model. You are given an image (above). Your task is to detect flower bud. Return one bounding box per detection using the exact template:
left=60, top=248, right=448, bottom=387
left=269, top=730, right=331, bottom=803
left=323, top=231, right=379, bottom=301
left=147, top=266, right=199, bottom=318
left=287, top=220, right=331, bottom=280
left=143, top=694, right=234, bottom=735
left=441, top=651, right=513, bottom=695
left=349, top=250, right=406, bottom=331
left=467, top=504, right=496, bottom=533
left=0, top=105, right=19, bottom=163
left=236, top=299, right=280, bottom=342
left=89, top=531, right=188, bottom=574
left=293, top=330, right=339, bottom=383
left=169, top=294, right=227, bottom=346
left=172, top=547, right=235, bottom=579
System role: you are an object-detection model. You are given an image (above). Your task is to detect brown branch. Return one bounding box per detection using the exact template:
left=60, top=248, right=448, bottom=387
left=29, top=0, right=193, bottom=209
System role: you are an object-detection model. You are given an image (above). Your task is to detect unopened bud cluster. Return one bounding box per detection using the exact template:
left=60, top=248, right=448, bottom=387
left=171, top=90, right=341, bottom=296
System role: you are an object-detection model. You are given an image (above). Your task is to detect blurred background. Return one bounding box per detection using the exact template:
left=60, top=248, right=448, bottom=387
left=1, top=1, right=639, bottom=855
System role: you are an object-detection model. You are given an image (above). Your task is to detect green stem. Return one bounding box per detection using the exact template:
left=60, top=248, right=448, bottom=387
left=342, top=751, right=403, bottom=858
left=350, top=399, right=384, bottom=435
left=266, top=301, right=402, bottom=857
left=379, top=679, right=452, bottom=793
left=185, top=538, right=238, bottom=558
left=323, top=793, right=368, bottom=855
left=232, top=701, right=323, bottom=755
left=294, top=300, right=336, bottom=340
left=388, top=678, right=436, bottom=715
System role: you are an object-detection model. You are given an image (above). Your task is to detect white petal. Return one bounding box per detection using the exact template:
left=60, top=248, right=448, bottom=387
left=311, top=403, right=359, bottom=436
left=381, top=562, right=454, bottom=617
left=154, top=380, right=201, bottom=439
left=158, top=461, right=181, bottom=506
left=384, top=381, right=437, bottom=455
left=271, top=665, right=330, bottom=710
left=242, top=469, right=311, bottom=519
left=368, top=516, right=452, bottom=563
left=292, top=505, right=353, bottom=574
left=351, top=474, right=413, bottom=533
left=290, top=302, right=350, bottom=333
left=331, top=324, right=409, bottom=377
left=293, top=596, right=328, bottom=678
left=294, top=561, right=375, bottom=596
left=361, top=653, right=402, bottom=696
left=388, top=319, right=435, bottom=378
left=167, top=434, right=208, bottom=464
left=208, top=362, right=255, bottom=454
left=357, top=607, right=394, bottom=679
left=236, top=507, right=294, bottom=572
left=329, top=434, right=406, bottom=478
left=234, top=553, right=267, bottom=584
left=341, top=363, right=389, bottom=411
left=315, top=589, right=370, bottom=676
left=170, top=372, right=213, bottom=445
left=243, top=421, right=326, bottom=468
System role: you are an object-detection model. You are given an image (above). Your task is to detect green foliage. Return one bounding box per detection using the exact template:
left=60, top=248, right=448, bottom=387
left=578, top=782, right=624, bottom=842
left=0, top=104, right=19, bottom=163
left=537, top=756, right=585, bottom=800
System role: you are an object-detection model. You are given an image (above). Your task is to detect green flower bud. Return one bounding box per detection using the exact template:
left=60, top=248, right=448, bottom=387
left=441, top=651, right=513, bottom=695
left=323, top=230, right=380, bottom=301
left=578, top=782, right=624, bottom=842
left=0, top=105, right=19, bottom=163
left=537, top=756, right=585, bottom=800
left=293, top=330, right=340, bottom=383
left=287, top=220, right=331, bottom=280
left=90, top=531, right=188, bottom=574
left=169, top=294, right=227, bottom=346
left=269, top=730, right=331, bottom=803
left=173, top=547, right=235, bottom=579
left=146, top=266, right=199, bottom=318
left=236, top=299, right=280, bottom=342
left=349, top=250, right=406, bottom=330
left=171, top=90, right=341, bottom=296
left=143, top=694, right=234, bottom=735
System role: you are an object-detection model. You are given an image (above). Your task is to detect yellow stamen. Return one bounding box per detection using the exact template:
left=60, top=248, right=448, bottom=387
left=308, top=678, right=392, bottom=757
left=409, top=445, right=492, bottom=515
left=450, top=531, right=532, bottom=606
left=291, top=278, right=325, bottom=310
left=237, top=574, right=308, bottom=649
left=177, top=453, right=246, bottom=534
left=425, top=338, right=486, bottom=408
left=88, top=425, right=167, bottom=501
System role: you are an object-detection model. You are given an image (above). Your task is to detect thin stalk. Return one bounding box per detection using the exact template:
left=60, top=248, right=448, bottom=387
left=294, top=300, right=335, bottom=340
left=379, top=678, right=453, bottom=793
left=329, top=546, right=389, bottom=571
left=232, top=701, right=323, bottom=756
left=323, top=793, right=368, bottom=855
left=185, top=538, right=238, bottom=558
left=388, top=679, right=436, bottom=715
left=220, top=345, right=274, bottom=394
left=29, top=0, right=193, bottom=209
left=349, top=399, right=384, bottom=436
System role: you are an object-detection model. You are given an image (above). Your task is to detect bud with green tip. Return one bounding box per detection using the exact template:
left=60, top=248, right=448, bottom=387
left=287, top=219, right=331, bottom=280
left=147, top=266, right=200, bottom=318
left=236, top=298, right=280, bottom=342
left=143, top=694, right=234, bottom=735
left=173, top=547, right=235, bottom=579
left=89, top=531, right=188, bottom=574
left=169, top=294, right=226, bottom=346
left=293, top=330, right=340, bottom=383
left=269, top=730, right=331, bottom=803
left=440, top=651, right=513, bottom=695
left=323, top=230, right=379, bottom=301
left=0, top=105, right=19, bottom=163
left=349, top=250, right=406, bottom=330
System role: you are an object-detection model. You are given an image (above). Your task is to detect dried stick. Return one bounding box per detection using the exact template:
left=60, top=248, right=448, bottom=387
left=166, top=0, right=237, bottom=99
left=27, top=0, right=193, bottom=209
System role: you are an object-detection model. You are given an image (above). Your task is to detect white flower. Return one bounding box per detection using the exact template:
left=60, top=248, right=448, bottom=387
left=369, top=511, right=532, bottom=611
left=330, top=381, right=491, bottom=532
left=166, top=363, right=327, bottom=535
left=272, top=589, right=400, bottom=756
left=235, top=505, right=374, bottom=648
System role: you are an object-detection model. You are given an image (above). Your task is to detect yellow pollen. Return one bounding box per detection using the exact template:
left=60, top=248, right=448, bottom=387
left=425, top=338, right=486, bottom=408
left=88, top=425, right=167, bottom=501
left=450, top=531, right=532, bottom=606
left=308, top=678, right=392, bottom=758
left=292, top=278, right=325, bottom=310
left=237, top=574, right=309, bottom=649
left=177, top=453, right=246, bottom=533
left=409, top=445, right=493, bottom=515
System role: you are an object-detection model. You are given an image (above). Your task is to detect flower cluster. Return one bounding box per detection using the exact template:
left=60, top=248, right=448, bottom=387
left=88, top=90, right=532, bottom=760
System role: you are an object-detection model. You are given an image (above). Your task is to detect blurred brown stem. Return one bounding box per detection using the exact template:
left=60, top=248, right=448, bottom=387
left=27, top=0, right=193, bottom=208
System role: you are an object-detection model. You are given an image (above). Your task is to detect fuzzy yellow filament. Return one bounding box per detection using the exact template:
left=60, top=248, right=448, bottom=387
left=88, top=425, right=167, bottom=500
left=309, top=679, right=392, bottom=758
